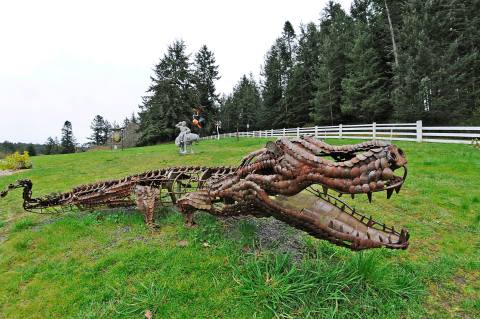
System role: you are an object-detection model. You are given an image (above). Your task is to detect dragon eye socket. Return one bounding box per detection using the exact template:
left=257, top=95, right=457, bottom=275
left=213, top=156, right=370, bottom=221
left=398, top=148, right=404, bottom=156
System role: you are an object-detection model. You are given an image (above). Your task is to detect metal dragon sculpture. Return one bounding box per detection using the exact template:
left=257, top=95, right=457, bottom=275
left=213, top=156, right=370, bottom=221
left=1, top=137, right=409, bottom=251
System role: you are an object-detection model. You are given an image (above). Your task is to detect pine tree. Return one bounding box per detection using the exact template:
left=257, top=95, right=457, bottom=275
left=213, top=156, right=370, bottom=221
left=102, top=120, right=111, bottom=144
left=312, top=2, right=353, bottom=125
left=219, top=75, right=262, bottom=131
left=44, top=137, right=57, bottom=155
left=193, top=45, right=220, bottom=132
left=26, top=144, right=36, bottom=156
left=130, top=112, right=138, bottom=124
left=88, top=115, right=107, bottom=145
left=279, top=21, right=298, bottom=127
left=341, top=1, right=391, bottom=123
left=60, top=121, right=76, bottom=154
left=123, top=116, right=130, bottom=128
left=392, top=0, right=480, bottom=125
left=288, top=22, right=320, bottom=126
left=260, top=45, right=283, bottom=128
left=138, top=40, right=195, bottom=145
left=219, top=95, right=236, bottom=133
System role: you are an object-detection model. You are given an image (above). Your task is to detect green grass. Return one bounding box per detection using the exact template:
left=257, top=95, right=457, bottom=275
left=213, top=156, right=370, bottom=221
left=0, top=138, right=479, bottom=318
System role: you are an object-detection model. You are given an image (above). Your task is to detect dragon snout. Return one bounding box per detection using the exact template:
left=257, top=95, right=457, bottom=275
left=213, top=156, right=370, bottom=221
left=0, top=179, right=33, bottom=199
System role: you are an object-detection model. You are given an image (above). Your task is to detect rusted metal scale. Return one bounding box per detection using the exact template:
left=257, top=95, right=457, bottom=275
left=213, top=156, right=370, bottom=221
left=1, top=137, right=409, bottom=251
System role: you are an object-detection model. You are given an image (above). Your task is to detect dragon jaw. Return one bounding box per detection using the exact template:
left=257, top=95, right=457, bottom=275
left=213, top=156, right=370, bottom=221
left=303, top=144, right=410, bottom=250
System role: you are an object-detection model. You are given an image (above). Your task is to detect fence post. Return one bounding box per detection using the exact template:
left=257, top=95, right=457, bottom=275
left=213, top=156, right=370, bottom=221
left=283, top=128, right=286, bottom=137
left=297, top=127, right=300, bottom=137
left=416, top=120, right=423, bottom=142
left=271, top=129, right=274, bottom=137
left=339, top=124, right=343, bottom=139
left=372, top=122, right=377, bottom=139
left=315, top=126, right=318, bottom=138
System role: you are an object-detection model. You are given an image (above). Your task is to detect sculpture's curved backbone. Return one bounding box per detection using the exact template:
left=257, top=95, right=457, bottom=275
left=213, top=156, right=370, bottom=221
left=1, top=137, right=409, bottom=251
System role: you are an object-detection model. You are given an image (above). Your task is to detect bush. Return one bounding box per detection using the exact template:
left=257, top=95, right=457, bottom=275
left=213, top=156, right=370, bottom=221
left=0, top=151, right=32, bottom=170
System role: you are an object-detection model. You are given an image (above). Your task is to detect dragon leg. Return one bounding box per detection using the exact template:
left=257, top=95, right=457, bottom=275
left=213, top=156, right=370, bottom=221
left=134, top=185, right=158, bottom=228
left=177, top=190, right=212, bottom=227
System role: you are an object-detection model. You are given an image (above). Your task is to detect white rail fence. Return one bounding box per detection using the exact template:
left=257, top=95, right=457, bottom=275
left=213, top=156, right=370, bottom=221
left=203, top=121, right=480, bottom=144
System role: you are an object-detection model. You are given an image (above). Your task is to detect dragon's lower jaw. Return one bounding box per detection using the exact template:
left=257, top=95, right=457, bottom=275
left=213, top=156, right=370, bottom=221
left=272, top=191, right=409, bottom=251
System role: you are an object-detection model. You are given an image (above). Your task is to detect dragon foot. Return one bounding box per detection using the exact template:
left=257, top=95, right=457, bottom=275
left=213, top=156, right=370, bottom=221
left=177, top=190, right=212, bottom=228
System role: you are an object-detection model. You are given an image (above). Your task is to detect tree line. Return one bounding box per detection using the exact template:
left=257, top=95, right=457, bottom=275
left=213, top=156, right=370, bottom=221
left=1, top=121, right=78, bottom=157
left=137, top=0, right=479, bottom=142
left=5, top=0, right=477, bottom=153
left=1, top=113, right=138, bottom=158
left=42, top=114, right=138, bottom=155
left=0, top=142, right=41, bottom=158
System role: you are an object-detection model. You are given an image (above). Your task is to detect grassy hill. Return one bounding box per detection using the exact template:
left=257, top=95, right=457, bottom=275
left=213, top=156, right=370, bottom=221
left=0, top=138, right=478, bottom=318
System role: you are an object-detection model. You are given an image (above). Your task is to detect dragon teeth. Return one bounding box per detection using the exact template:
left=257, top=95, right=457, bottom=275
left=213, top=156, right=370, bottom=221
left=395, top=185, right=402, bottom=194
left=323, top=186, right=328, bottom=195
left=387, top=188, right=394, bottom=199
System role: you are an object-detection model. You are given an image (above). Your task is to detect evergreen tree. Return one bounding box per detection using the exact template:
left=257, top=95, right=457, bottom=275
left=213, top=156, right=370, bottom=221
left=193, top=45, right=220, bottom=131
left=393, top=0, right=480, bottom=125
left=123, top=116, right=130, bottom=128
left=288, top=22, right=320, bottom=126
left=102, top=120, right=111, bottom=144
left=260, top=21, right=298, bottom=129
left=279, top=21, right=298, bottom=127
left=88, top=115, right=107, bottom=145
left=130, top=112, right=138, bottom=124
left=1, top=141, right=15, bottom=154
left=341, top=0, right=391, bottom=123
left=26, top=144, right=36, bottom=156
left=219, top=95, right=236, bottom=132
left=219, top=75, right=262, bottom=131
left=44, top=137, right=57, bottom=155
left=138, top=40, right=195, bottom=145
left=60, top=121, right=76, bottom=154
left=54, top=137, right=61, bottom=154
left=260, top=45, right=283, bottom=128
left=312, top=2, right=353, bottom=125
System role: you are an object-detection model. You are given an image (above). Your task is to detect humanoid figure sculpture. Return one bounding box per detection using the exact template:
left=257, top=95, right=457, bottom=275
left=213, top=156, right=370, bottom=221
left=175, top=121, right=199, bottom=154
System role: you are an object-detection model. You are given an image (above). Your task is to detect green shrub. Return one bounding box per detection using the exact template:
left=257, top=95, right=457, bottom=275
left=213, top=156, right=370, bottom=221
left=0, top=151, right=32, bottom=170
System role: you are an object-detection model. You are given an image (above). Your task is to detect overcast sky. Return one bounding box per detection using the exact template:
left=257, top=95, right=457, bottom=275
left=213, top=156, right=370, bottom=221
left=0, top=0, right=352, bottom=144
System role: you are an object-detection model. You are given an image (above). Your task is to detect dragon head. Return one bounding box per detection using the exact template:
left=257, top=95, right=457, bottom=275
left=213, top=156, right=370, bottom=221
left=311, top=141, right=409, bottom=250
left=269, top=138, right=410, bottom=250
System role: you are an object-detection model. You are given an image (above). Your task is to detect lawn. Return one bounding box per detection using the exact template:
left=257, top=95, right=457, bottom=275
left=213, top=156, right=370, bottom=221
left=0, top=138, right=478, bottom=318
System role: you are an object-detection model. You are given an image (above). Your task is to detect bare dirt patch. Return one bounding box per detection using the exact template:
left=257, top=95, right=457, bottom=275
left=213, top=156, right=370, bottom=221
left=0, top=169, right=27, bottom=177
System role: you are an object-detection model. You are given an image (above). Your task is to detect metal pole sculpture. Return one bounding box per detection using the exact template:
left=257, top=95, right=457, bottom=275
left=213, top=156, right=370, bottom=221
left=215, top=121, right=221, bottom=140
left=1, top=137, right=409, bottom=251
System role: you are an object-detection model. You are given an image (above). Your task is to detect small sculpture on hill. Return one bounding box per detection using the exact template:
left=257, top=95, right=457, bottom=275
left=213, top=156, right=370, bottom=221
left=175, top=121, right=199, bottom=154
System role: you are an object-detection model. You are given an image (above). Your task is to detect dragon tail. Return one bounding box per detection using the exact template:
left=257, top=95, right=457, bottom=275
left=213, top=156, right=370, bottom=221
left=1, top=179, right=67, bottom=213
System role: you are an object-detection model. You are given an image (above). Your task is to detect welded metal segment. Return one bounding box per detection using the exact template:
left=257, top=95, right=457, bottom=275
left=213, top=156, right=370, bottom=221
left=1, top=137, right=409, bottom=251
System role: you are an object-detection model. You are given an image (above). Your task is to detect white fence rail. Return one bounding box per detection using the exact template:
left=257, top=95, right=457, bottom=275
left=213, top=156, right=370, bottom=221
left=203, top=121, right=480, bottom=144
